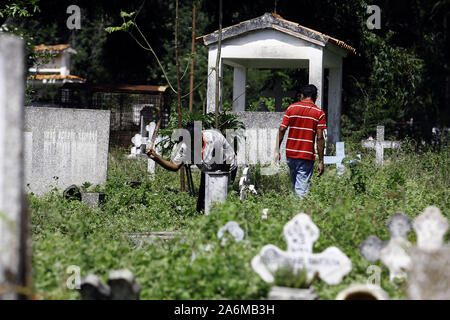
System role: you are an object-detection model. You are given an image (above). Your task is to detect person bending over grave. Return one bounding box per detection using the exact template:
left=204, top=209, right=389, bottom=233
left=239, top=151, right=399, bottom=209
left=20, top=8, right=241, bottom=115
left=275, top=84, right=326, bottom=199
left=146, top=122, right=237, bottom=212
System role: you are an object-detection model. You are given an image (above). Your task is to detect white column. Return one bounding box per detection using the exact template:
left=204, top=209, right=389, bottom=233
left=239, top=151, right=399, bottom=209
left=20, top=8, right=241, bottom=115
left=308, top=50, right=324, bottom=109
left=327, top=63, right=343, bottom=146
left=206, top=46, right=223, bottom=113
left=0, top=34, right=27, bottom=299
left=232, top=66, right=247, bottom=112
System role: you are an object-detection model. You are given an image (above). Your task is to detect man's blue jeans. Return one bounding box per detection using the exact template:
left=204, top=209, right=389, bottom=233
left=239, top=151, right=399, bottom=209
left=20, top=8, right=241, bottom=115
left=286, top=157, right=314, bottom=199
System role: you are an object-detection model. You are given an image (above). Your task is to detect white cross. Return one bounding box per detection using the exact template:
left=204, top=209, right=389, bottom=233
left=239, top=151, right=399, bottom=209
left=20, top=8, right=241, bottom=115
left=362, top=126, right=400, bottom=167
left=251, top=214, right=352, bottom=285
left=324, top=142, right=346, bottom=175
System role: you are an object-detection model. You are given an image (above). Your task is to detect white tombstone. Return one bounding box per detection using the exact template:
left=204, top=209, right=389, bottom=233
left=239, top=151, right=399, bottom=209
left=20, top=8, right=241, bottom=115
left=413, top=206, right=448, bottom=252
left=360, top=212, right=413, bottom=283
left=362, top=126, right=401, bottom=167
left=251, top=214, right=352, bottom=285
left=324, top=142, right=361, bottom=176
left=217, top=221, right=245, bottom=246
left=204, top=171, right=229, bottom=215
left=261, top=208, right=269, bottom=220
left=0, top=34, right=29, bottom=300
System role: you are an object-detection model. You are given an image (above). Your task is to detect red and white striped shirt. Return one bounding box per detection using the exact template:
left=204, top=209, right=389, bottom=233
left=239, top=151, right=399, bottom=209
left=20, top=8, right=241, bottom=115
left=280, top=99, right=327, bottom=161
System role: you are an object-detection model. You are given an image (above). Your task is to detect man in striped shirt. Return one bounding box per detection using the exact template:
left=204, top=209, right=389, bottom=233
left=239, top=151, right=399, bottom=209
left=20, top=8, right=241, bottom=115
left=275, top=84, right=326, bottom=198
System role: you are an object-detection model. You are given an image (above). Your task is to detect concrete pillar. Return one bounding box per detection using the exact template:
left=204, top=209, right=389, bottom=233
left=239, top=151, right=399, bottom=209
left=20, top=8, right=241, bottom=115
left=0, top=34, right=28, bottom=299
left=206, top=46, right=223, bottom=113
left=232, top=66, right=247, bottom=111
left=308, top=50, right=324, bottom=109
left=327, top=64, right=343, bottom=146
left=204, top=171, right=229, bottom=215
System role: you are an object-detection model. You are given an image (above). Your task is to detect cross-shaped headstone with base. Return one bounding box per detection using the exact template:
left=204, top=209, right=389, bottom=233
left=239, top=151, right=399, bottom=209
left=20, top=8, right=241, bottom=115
left=217, top=221, right=245, bottom=246
left=261, top=79, right=297, bottom=111
left=362, top=126, right=401, bottom=167
left=360, top=212, right=413, bottom=282
left=251, top=213, right=352, bottom=285
left=324, top=142, right=361, bottom=176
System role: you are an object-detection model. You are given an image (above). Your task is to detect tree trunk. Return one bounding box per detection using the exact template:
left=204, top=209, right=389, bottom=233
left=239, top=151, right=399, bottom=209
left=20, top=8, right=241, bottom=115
left=189, top=2, right=197, bottom=113
left=175, top=0, right=185, bottom=192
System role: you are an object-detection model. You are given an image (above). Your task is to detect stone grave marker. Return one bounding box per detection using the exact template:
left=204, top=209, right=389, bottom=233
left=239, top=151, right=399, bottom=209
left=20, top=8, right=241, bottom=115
left=239, top=167, right=257, bottom=200
left=24, top=107, right=110, bottom=195
left=413, top=206, right=448, bottom=252
left=0, top=34, right=30, bottom=300
left=217, top=221, right=245, bottom=246
left=204, top=171, right=229, bottom=215
left=251, top=214, right=352, bottom=285
left=324, top=142, right=361, bottom=176
left=81, top=192, right=105, bottom=208
left=78, top=269, right=141, bottom=300
left=262, top=208, right=269, bottom=220
left=407, top=246, right=450, bottom=300
left=360, top=212, right=413, bottom=282
left=406, top=206, right=449, bottom=299
left=362, top=125, right=401, bottom=167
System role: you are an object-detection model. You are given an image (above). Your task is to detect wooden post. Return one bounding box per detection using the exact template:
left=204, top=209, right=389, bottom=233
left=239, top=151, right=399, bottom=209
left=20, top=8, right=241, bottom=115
left=188, top=2, right=197, bottom=113
left=175, top=0, right=185, bottom=191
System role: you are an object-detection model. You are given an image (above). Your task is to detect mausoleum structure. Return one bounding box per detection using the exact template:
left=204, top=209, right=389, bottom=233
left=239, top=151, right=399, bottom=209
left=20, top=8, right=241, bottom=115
left=198, top=13, right=355, bottom=146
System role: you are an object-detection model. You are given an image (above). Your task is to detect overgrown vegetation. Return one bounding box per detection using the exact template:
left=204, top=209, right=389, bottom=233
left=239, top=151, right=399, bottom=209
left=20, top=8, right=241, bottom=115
left=30, top=142, right=449, bottom=299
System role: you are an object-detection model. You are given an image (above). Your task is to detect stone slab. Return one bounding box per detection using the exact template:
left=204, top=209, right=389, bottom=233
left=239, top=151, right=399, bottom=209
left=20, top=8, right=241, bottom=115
left=24, top=107, right=110, bottom=195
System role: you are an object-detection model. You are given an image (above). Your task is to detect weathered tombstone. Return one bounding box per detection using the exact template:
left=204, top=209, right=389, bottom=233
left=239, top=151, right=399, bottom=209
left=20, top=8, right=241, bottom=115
left=217, top=221, right=245, bottom=246
left=239, top=167, right=257, bottom=200
left=407, top=246, right=450, bottom=300
left=406, top=206, right=449, bottom=299
left=81, top=192, right=105, bottom=208
left=413, top=206, right=448, bottom=252
left=78, top=269, right=140, bottom=300
left=0, top=34, right=30, bottom=300
left=204, top=171, right=229, bottom=215
left=336, top=284, right=389, bottom=300
left=362, top=125, right=401, bottom=167
left=24, top=107, right=110, bottom=195
left=251, top=214, right=352, bottom=285
left=360, top=212, right=413, bottom=283
left=107, top=269, right=141, bottom=300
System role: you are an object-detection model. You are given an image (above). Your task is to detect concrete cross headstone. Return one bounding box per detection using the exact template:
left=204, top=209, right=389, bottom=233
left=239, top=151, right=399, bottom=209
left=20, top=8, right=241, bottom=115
left=362, top=126, right=401, bottom=167
left=360, top=212, right=413, bottom=283
left=406, top=206, right=449, bottom=299
left=413, top=206, right=448, bottom=252
left=217, top=221, right=245, bottom=246
left=407, top=246, right=450, bottom=300
left=0, top=34, right=29, bottom=300
left=261, top=79, right=296, bottom=112
left=251, top=214, right=352, bottom=285
left=78, top=269, right=141, bottom=300
left=323, top=142, right=360, bottom=176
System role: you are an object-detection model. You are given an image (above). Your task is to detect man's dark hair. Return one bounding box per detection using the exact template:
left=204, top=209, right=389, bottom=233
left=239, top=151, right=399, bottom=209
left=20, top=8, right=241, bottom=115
left=302, top=84, right=318, bottom=100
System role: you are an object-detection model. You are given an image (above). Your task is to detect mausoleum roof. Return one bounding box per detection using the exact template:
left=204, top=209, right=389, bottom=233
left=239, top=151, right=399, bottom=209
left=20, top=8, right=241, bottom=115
left=27, top=74, right=86, bottom=83
left=60, top=83, right=168, bottom=94
left=34, top=44, right=77, bottom=54
left=197, top=12, right=356, bottom=54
